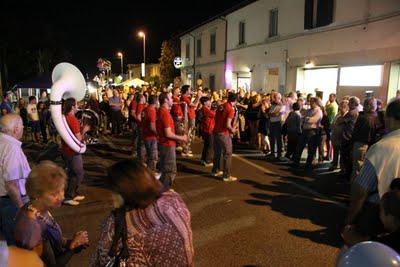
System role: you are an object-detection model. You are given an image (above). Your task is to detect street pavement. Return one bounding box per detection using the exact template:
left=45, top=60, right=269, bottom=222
left=22, top=135, right=349, bottom=267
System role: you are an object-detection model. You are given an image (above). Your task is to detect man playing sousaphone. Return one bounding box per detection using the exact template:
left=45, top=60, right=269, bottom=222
left=61, top=98, right=91, bottom=206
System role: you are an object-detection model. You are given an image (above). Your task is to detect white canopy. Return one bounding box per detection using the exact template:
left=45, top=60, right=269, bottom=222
left=121, top=78, right=148, bottom=87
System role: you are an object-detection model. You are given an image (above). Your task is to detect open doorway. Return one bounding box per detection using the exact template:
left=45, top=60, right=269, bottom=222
left=296, top=67, right=338, bottom=103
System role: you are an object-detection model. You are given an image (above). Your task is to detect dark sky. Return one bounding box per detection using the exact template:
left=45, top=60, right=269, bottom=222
left=2, top=0, right=245, bottom=76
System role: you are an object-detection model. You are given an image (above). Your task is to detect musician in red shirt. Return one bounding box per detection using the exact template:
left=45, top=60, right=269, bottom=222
left=200, top=97, right=215, bottom=166
left=211, top=92, right=238, bottom=182
left=157, top=92, right=187, bottom=189
left=141, top=94, right=158, bottom=172
left=180, top=85, right=201, bottom=157
left=62, top=98, right=90, bottom=205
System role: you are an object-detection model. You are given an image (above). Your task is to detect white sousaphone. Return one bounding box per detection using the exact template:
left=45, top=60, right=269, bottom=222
left=50, top=62, right=87, bottom=153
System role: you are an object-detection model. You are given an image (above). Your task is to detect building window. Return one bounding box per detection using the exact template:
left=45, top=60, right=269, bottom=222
left=185, top=42, right=190, bottom=60
left=339, top=65, right=383, bottom=87
left=210, top=33, right=216, bottom=55
left=209, top=74, right=215, bottom=90
left=304, top=0, right=334, bottom=29
left=269, top=9, right=278, bottom=37
left=239, top=21, right=245, bottom=45
left=196, top=39, right=202, bottom=57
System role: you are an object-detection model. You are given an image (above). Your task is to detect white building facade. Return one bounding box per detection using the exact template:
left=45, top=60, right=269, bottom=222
left=180, top=18, right=227, bottom=90
left=225, top=0, right=400, bottom=103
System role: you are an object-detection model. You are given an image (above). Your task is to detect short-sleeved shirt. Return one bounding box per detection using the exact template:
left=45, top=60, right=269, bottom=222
left=0, top=101, right=12, bottom=114
left=201, top=107, right=215, bottom=135
left=156, top=107, right=176, bottom=147
left=181, top=96, right=195, bottom=120
left=109, top=96, right=121, bottom=111
left=61, top=113, right=81, bottom=157
left=171, top=96, right=183, bottom=118
left=27, top=103, right=39, bottom=121
left=135, top=103, right=146, bottom=126
left=142, top=105, right=157, bottom=141
left=0, top=133, right=30, bottom=196
left=213, top=102, right=234, bottom=135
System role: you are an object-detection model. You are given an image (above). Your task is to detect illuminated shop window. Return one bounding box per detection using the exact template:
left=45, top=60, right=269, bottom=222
left=339, top=65, right=383, bottom=86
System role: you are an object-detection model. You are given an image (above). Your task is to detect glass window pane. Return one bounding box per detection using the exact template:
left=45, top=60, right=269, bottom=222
left=339, top=65, right=382, bottom=86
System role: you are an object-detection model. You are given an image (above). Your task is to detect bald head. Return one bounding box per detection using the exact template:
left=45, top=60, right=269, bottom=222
left=0, top=114, right=24, bottom=140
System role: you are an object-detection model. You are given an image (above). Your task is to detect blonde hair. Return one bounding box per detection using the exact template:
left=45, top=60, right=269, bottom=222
left=26, top=161, right=67, bottom=199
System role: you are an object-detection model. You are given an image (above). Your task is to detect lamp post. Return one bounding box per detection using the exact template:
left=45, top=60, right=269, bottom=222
left=117, top=52, right=123, bottom=75
left=138, top=31, right=146, bottom=78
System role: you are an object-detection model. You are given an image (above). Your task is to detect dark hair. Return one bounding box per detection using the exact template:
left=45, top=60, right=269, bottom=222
left=227, top=92, right=238, bottom=103
left=63, top=98, right=76, bottom=115
left=107, top=159, right=162, bottom=208
left=28, top=96, right=36, bottom=102
left=381, top=190, right=400, bottom=221
left=200, top=96, right=210, bottom=105
left=148, top=94, right=157, bottom=105
left=386, top=99, right=400, bottom=121
left=158, top=92, right=169, bottom=105
left=181, top=85, right=190, bottom=95
left=292, top=102, right=300, bottom=111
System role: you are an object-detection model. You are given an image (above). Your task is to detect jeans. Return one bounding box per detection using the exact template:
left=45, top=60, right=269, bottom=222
left=64, top=154, right=84, bottom=200
left=144, top=139, right=158, bottom=172
left=201, top=133, right=214, bottom=163
left=110, top=109, right=122, bottom=134
left=212, top=133, right=232, bottom=178
left=136, top=128, right=146, bottom=164
left=286, top=132, right=300, bottom=159
left=0, top=196, right=28, bottom=245
left=159, top=145, right=177, bottom=190
left=269, top=122, right=283, bottom=157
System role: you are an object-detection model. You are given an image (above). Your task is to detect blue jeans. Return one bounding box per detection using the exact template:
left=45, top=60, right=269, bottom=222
left=269, top=122, right=283, bottom=157
left=63, top=154, right=84, bottom=200
left=0, top=197, right=26, bottom=245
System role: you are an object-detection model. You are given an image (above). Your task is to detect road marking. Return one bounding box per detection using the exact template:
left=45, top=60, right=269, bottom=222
left=233, top=154, right=347, bottom=209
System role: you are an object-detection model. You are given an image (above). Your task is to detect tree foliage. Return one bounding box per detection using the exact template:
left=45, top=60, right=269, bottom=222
left=159, top=38, right=180, bottom=87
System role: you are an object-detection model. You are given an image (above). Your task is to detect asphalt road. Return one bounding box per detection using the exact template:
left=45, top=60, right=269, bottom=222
left=23, top=135, right=348, bottom=267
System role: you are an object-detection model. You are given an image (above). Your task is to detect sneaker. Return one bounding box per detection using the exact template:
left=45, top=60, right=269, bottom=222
left=182, top=152, right=193, bottom=157
left=176, top=146, right=183, bottom=152
left=73, top=195, right=85, bottom=201
left=205, top=162, right=213, bottom=167
left=211, top=171, right=224, bottom=177
left=223, top=176, right=238, bottom=182
left=63, top=199, right=80, bottom=206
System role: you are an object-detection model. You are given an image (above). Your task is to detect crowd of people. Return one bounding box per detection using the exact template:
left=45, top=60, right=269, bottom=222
left=1, top=83, right=400, bottom=265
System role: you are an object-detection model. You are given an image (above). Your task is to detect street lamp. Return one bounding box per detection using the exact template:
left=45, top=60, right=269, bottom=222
left=138, top=31, right=146, bottom=78
left=117, top=52, right=123, bottom=75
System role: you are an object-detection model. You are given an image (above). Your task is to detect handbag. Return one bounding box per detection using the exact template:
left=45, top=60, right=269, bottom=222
left=106, top=207, right=129, bottom=267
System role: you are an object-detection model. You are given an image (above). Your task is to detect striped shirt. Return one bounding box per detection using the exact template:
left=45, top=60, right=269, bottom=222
left=355, top=158, right=379, bottom=203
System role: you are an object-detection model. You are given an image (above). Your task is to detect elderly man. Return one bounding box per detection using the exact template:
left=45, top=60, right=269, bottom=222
left=344, top=99, right=400, bottom=237
left=350, top=97, right=382, bottom=180
left=0, top=114, right=30, bottom=245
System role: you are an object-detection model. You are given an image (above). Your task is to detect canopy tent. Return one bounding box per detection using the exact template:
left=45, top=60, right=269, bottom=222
left=120, top=78, right=148, bottom=87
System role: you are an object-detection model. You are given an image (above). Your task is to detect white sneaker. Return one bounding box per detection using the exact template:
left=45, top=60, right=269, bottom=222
left=223, top=176, right=238, bottom=182
left=211, top=171, right=224, bottom=177
left=73, top=195, right=85, bottom=201
left=63, top=200, right=80, bottom=206
left=176, top=146, right=183, bottom=152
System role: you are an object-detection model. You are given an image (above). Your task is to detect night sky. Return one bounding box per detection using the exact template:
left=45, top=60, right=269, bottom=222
left=2, top=0, right=245, bottom=77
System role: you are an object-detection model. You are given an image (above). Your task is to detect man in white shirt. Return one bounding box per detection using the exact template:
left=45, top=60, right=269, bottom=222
left=0, top=114, right=31, bottom=245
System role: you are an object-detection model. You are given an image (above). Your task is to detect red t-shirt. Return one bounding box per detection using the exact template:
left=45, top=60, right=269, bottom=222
left=181, top=95, right=195, bottom=120
left=141, top=105, right=157, bottom=141
left=156, top=107, right=176, bottom=147
left=61, top=113, right=81, bottom=156
left=135, top=103, right=146, bottom=126
left=201, top=107, right=216, bottom=135
left=130, top=100, right=137, bottom=117
left=171, top=96, right=183, bottom=118
left=213, top=102, right=235, bottom=135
